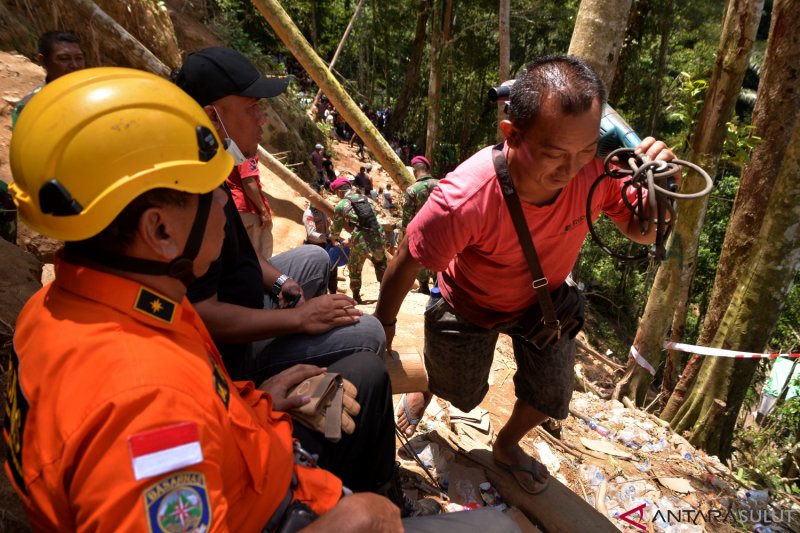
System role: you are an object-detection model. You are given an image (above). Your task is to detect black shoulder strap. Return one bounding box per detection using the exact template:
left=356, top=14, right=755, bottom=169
left=491, top=143, right=560, bottom=329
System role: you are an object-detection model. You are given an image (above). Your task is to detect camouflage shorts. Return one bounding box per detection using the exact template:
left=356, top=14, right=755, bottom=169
left=423, top=296, right=575, bottom=419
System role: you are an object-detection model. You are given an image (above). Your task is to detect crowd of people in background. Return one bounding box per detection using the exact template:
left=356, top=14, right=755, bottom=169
left=7, top=27, right=595, bottom=531
left=8, top=41, right=522, bottom=532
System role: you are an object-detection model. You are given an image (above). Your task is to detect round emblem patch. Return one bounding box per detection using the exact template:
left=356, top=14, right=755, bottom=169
left=144, top=471, right=211, bottom=533
left=158, top=487, right=204, bottom=532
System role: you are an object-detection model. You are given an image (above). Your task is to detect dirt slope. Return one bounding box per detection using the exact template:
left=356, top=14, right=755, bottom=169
left=1, top=44, right=758, bottom=533
left=0, top=51, right=44, bottom=186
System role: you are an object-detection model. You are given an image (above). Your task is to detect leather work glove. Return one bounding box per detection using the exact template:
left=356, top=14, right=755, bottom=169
left=286, top=373, right=360, bottom=442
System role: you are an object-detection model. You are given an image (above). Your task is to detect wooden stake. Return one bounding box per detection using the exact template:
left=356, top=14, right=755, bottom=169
left=309, top=0, right=366, bottom=113
left=428, top=427, right=619, bottom=532
left=71, top=0, right=170, bottom=76
left=257, top=146, right=335, bottom=217
left=250, top=0, right=414, bottom=190
left=384, top=345, right=428, bottom=393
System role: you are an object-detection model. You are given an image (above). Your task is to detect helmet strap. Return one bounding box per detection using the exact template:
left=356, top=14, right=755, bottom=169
left=67, top=192, right=213, bottom=287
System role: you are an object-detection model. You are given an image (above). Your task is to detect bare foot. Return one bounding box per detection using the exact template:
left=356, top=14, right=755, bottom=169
left=493, top=443, right=550, bottom=494
left=395, top=391, right=433, bottom=437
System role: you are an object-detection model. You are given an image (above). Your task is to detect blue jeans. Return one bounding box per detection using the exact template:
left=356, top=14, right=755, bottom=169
left=228, top=245, right=386, bottom=380
left=232, top=245, right=392, bottom=491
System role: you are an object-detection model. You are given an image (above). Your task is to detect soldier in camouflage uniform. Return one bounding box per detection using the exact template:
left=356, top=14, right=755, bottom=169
left=402, top=156, right=439, bottom=294
left=330, top=177, right=387, bottom=304
left=0, top=181, right=17, bottom=244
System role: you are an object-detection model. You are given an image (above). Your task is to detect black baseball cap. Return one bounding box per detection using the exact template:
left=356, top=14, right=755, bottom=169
left=173, top=46, right=290, bottom=106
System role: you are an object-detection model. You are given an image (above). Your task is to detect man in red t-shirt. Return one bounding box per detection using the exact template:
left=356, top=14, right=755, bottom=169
left=375, top=55, right=678, bottom=495
left=227, top=155, right=274, bottom=259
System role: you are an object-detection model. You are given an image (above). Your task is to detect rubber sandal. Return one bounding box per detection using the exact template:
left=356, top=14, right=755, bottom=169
left=394, top=393, right=422, bottom=435
left=495, top=457, right=550, bottom=495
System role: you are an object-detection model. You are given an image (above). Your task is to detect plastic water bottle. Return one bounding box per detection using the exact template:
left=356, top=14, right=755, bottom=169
left=426, top=286, right=442, bottom=311
left=618, top=483, right=641, bottom=506
left=617, top=429, right=640, bottom=450
left=704, top=474, right=728, bottom=490
left=591, top=470, right=606, bottom=490
left=582, top=465, right=606, bottom=489
left=645, top=438, right=668, bottom=452
left=588, top=421, right=611, bottom=437
left=746, top=489, right=769, bottom=503
left=479, top=482, right=507, bottom=510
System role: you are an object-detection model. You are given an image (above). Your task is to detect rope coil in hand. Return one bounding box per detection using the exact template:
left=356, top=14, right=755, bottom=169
left=586, top=147, right=713, bottom=261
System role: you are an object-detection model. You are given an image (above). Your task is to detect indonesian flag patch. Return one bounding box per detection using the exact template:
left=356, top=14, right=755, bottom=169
left=129, top=422, right=204, bottom=481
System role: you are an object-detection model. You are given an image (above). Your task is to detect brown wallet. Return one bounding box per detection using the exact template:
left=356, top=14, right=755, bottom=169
left=287, top=372, right=358, bottom=442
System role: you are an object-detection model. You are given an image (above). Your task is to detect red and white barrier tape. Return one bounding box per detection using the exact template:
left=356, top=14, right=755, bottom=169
left=663, top=341, right=799, bottom=359
left=630, top=344, right=657, bottom=376
left=628, top=341, right=798, bottom=376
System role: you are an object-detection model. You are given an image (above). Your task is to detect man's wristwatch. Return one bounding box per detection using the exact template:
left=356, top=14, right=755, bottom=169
left=272, top=274, right=290, bottom=297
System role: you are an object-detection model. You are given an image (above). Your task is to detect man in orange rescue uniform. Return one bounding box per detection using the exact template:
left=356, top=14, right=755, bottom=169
left=2, top=67, right=400, bottom=532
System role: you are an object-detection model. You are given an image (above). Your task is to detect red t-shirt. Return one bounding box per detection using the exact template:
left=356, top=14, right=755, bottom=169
left=407, top=143, right=638, bottom=328
left=226, top=157, right=271, bottom=217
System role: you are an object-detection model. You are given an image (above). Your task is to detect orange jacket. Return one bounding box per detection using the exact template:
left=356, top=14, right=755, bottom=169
left=3, top=258, right=342, bottom=532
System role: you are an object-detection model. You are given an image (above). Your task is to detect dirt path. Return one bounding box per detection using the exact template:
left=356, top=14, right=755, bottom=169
left=2, top=50, right=755, bottom=531
left=269, top=138, right=523, bottom=442
left=0, top=51, right=44, bottom=187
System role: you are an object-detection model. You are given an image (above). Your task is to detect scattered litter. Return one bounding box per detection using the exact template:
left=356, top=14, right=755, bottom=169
left=533, top=441, right=560, bottom=474
left=394, top=385, right=800, bottom=532
left=447, top=463, right=486, bottom=508
left=479, top=481, right=507, bottom=510
left=580, top=437, right=633, bottom=458
left=657, top=477, right=695, bottom=494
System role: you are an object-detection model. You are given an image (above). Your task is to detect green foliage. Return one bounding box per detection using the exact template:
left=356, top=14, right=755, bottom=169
left=610, top=0, right=722, bottom=137
left=210, top=0, right=581, bottom=153
left=738, top=391, right=800, bottom=494
left=573, top=227, right=655, bottom=360
left=663, top=73, right=707, bottom=152
left=722, top=116, right=761, bottom=168
left=201, top=0, right=781, bottom=338
left=769, top=275, right=800, bottom=353
left=209, top=4, right=274, bottom=69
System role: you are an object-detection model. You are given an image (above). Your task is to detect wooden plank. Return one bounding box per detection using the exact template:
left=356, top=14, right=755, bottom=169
left=429, top=427, right=619, bottom=533
left=384, top=345, right=428, bottom=393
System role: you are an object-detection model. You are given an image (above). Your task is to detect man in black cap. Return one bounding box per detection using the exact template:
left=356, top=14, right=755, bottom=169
left=171, top=47, right=398, bottom=502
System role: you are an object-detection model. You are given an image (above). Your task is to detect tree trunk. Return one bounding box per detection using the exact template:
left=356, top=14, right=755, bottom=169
left=614, top=0, right=764, bottom=405
left=662, top=0, right=798, bottom=420
left=646, top=0, right=673, bottom=135
left=671, top=118, right=800, bottom=458
left=310, top=0, right=366, bottom=113
left=366, top=1, right=376, bottom=104
left=497, top=0, right=510, bottom=142
left=250, top=0, right=414, bottom=189
left=689, top=0, right=800, bottom=350
left=567, top=0, right=633, bottom=88
left=691, top=399, right=726, bottom=450
left=660, top=267, right=694, bottom=398
left=71, top=0, right=170, bottom=76
left=387, top=0, right=430, bottom=137
left=425, top=0, right=453, bottom=164
left=256, top=146, right=335, bottom=217
left=310, top=0, right=319, bottom=52
left=608, top=1, right=644, bottom=104
left=357, top=22, right=367, bottom=95
left=458, top=75, right=476, bottom=154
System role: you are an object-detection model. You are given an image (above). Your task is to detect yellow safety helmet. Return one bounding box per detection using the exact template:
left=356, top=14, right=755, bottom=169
left=9, top=67, right=233, bottom=241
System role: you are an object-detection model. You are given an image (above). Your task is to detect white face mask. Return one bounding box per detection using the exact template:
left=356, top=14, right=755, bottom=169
left=213, top=106, right=248, bottom=165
